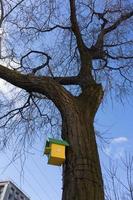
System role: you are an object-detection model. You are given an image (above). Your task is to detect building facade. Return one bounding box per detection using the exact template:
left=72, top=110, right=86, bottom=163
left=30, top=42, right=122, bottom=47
left=0, top=181, right=30, bottom=200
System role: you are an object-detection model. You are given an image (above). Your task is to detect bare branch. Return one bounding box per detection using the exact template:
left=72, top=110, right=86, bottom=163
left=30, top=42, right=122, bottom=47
left=95, top=11, right=133, bottom=50
left=0, top=64, right=73, bottom=112
left=0, top=94, right=31, bottom=120
left=2, top=0, right=25, bottom=21
left=107, top=54, right=133, bottom=60
left=21, top=24, right=71, bottom=32
left=0, top=0, right=4, bottom=26
left=20, top=50, right=51, bottom=73
left=104, top=40, right=133, bottom=48
left=53, top=76, right=80, bottom=85
left=104, top=11, right=133, bottom=34
left=70, top=0, right=86, bottom=53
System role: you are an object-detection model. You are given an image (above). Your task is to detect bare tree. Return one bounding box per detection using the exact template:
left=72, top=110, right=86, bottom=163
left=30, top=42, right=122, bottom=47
left=0, top=0, right=133, bottom=199
left=104, top=153, right=133, bottom=200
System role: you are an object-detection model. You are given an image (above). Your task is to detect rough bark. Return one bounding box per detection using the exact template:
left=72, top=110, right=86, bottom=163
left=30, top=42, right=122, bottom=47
left=61, top=84, right=104, bottom=200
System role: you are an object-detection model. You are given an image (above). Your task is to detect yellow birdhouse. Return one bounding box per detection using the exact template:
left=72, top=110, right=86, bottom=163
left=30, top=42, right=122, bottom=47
left=44, top=138, right=69, bottom=166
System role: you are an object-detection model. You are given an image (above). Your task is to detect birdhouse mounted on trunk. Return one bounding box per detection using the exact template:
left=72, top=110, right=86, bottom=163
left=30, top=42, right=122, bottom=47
left=44, top=138, right=69, bottom=166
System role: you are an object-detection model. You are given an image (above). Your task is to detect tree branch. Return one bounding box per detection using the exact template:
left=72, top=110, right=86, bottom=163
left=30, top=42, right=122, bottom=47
left=107, top=54, right=133, bottom=60
left=0, top=0, right=4, bottom=26
left=70, top=0, right=86, bottom=53
left=20, top=50, right=51, bottom=73
left=69, top=0, right=96, bottom=89
left=20, top=24, right=71, bottom=32
left=104, top=11, right=133, bottom=34
left=0, top=94, right=31, bottom=120
left=3, top=0, right=25, bottom=20
left=53, top=76, right=80, bottom=85
left=0, top=64, right=74, bottom=113
left=95, top=11, right=133, bottom=51
left=104, top=40, right=133, bottom=47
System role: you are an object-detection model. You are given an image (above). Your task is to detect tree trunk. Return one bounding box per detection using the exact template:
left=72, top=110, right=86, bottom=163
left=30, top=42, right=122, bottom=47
left=61, top=84, right=104, bottom=200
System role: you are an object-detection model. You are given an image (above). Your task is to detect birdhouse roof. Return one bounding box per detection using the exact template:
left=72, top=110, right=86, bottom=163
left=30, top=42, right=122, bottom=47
left=48, top=138, right=69, bottom=146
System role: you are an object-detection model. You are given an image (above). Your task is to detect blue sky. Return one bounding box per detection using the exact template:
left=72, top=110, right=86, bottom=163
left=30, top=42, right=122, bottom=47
left=0, top=91, right=133, bottom=200
left=0, top=0, right=133, bottom=199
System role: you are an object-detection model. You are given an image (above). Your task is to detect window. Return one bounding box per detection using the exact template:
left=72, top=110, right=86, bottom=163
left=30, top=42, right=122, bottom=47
left=11, top=187, right=15, bottom=192
left=8, top=193, right=13, bottom=200
left=0, top=185, right=4, bottom=198
left=10, top=187, right=15, bottom=195
left=14, top=190, right=20, bottom=200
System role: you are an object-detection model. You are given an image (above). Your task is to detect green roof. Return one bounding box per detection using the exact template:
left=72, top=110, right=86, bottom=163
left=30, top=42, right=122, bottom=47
left=48, top=138, right=69, bottom=146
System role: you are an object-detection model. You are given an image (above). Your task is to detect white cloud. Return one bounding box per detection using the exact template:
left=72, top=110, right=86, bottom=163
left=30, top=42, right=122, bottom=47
left=103, top=137, right=128, bottom=159
left=112, top=137, right=128, bottom=144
